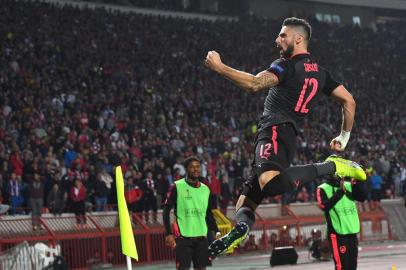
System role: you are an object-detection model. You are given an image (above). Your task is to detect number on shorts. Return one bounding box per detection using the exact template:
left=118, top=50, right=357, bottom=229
left=259, top=143, right=272, bottom=159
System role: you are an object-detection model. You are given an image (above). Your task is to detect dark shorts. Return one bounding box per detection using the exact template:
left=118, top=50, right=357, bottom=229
left=242, top=123, right=297, bottom=205
left=175, top=237, right=210, bottom=269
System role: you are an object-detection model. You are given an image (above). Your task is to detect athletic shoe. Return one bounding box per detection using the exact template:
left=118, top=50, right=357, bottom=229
left=208, top=222, right=249, bottom=257
left=326, top=155, right=367, bottom=181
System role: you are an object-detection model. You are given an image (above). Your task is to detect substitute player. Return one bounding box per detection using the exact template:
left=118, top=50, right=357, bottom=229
left=163, top=156, right=220, bottom=269
left=317, top=178, right=366, bottom=269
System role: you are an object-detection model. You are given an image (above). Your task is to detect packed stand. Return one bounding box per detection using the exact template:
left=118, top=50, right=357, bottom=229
left=0, top=1, right=405, bottom=224
left=77, top=0, right=242, bottom=15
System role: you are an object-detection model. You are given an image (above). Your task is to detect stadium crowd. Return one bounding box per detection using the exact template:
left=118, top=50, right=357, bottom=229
left=80, top=0, right=237, bottom=15
left=0, top=0, right=405, bottom=221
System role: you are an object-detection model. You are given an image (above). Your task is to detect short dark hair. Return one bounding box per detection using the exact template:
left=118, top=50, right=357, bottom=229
left=282, top=17, right=312, bottom=42
left=183, top=156, right=200, bottom=169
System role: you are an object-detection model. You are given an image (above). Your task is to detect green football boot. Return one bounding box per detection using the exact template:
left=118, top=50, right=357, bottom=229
left=208, top=222, right=249, bottom=258
left=326, top=155, right=367, bottom=181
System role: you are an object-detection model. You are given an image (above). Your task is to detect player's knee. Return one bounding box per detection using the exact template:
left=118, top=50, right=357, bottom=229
left=258, top=170, right=280, bottom=190
left=261, top=171, right=294, bottom=197
left=236, top=195, right=258, bottom=212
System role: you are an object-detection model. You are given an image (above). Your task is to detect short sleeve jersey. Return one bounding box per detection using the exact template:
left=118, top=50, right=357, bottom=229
left=259, top=53, right=340, bottom=132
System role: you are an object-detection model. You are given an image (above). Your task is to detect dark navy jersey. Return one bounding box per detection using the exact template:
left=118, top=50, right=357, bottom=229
left=259, top=53, right=340, bottom=132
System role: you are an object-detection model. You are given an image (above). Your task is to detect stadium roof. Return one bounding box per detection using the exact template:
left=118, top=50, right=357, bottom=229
left=304, top=0, right=406, bottom=10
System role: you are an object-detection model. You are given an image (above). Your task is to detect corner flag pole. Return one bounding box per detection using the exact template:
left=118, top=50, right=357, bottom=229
left=116, top=166, right=139, bottom=269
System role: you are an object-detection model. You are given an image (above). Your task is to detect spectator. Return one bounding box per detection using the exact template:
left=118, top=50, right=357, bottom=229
left=9, top=150, right=24, bottom=176
left=94, top=169, right=111, bottom=211
left=28, top=173, right=45, bottom=230
left=156, top=173, right=169, bottom=208
left=125, top=176, right=143, bottom=214
left=308, top=229, right=322, bottom=261
left=275, top=226, right=294, bottom=247
left=47, top=183, right=67, bottom=216
left=370, top=170, right=383, bottom=210
left=70, top=180, right=87, bottom=227
left=204, top=173, right=221, bottom=209
left=164, top=167, right=174, bottom=186
left=9, top=173, right=24, bottom=215
left=64, top=143, right=77, bottom=168
left=141, top=171, right=158, bottom=222
left=173, top=158, right=186, bottom=178
left=173, top=168, right=182, bottom=181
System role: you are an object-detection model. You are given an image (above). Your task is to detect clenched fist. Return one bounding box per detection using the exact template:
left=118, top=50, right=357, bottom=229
left=330, top=139, right=344, bottom=152
left=165, top=234, right=176, bottom=249
left=205, top=51, right=224, bottom=73
left=330, top=130, right=351, bottom=152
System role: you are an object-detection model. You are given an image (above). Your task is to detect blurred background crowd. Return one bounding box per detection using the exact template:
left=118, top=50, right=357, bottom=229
left=0, top=0, right=405, bottom=222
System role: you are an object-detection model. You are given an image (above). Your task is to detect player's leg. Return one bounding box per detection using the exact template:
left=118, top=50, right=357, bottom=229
left=208, top=125, right=288, bottom=258
left=260, top=157, right=366, bottom=198
left=329, top=233, right=343, bottom=270
left=343, top=235, right=358, bottom=270
left=176, top=237, right=193, bottom=270
left=235, top=173, right=263, bottom=229
left=259, top=124, right=366, bottom=198
left=193, top=238, right=210, bottom=270
left=331, top=234, right=358, bottom=270
left=208, top=192, right=260, bottom=257
left=260, top=163, right=335, bottom=197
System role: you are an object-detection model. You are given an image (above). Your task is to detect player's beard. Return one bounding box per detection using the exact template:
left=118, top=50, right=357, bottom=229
left=281, top=43, right=294, bottom=58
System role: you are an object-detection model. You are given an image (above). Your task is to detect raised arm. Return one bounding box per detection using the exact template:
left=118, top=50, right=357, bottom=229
left=329, top=85, right=356, bottom=151
left=204, top=51, right=279, bottom=92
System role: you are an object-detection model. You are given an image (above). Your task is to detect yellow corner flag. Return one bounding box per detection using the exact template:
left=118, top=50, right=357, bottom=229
left=116, top=166, right=139, bottom=261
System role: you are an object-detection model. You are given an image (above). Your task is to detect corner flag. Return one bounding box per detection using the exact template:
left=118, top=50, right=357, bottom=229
left=116, top=166, right=139, bottom=262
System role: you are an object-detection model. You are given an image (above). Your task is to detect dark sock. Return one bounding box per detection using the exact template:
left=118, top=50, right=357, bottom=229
left=235, top=207, right=255, bottom=230
left=262, top=163, right=325, bottom=197
left=284, top=162, right=338, bottom=188
left=261, top=162, right=336, bottom=198
left=314, top=161, right=336, bottom=176
left=285, top=164, right=318, bottom=184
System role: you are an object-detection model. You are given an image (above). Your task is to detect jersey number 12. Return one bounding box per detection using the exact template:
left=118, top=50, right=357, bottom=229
left=294, top=78, right=318, bottom=113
